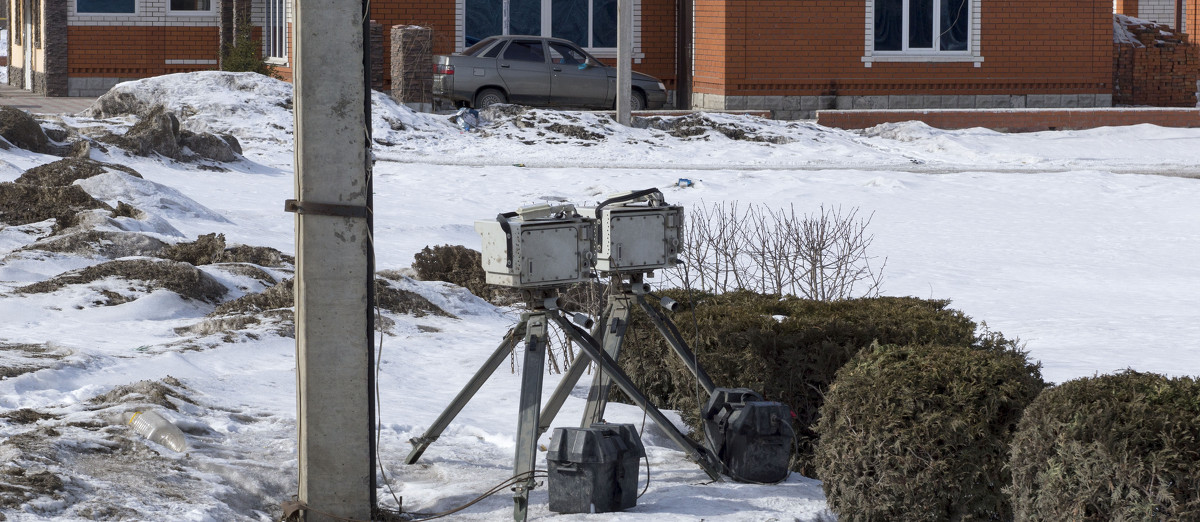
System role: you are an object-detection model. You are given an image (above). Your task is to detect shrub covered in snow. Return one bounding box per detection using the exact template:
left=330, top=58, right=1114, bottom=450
left=1007, top=370, right=1200, bottom=521
left=815, top=342, right=1044, bottom=521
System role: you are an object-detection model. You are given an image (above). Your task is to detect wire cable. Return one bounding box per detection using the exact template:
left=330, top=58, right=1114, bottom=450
left=403, top=471, right=549, bottom=521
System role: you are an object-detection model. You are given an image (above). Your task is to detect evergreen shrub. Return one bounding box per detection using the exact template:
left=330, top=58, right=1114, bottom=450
left=615, top=290, right=992, bottom=475
left=1007, top=370, right=1200, bottom=521
left=814, top=343, right=1044, bottom=521
left=220, top=21, right=280, bottom=79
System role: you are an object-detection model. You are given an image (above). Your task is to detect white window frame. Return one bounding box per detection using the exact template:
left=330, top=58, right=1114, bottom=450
left=862, top=0, right=983, bottom=67
left=455, top=0, right=642, bottom=60
left=264, top=0, right=288, bottom=64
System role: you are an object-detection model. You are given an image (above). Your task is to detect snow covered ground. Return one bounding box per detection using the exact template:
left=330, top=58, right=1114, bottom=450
left=0, top=72, right=1198, bottom=520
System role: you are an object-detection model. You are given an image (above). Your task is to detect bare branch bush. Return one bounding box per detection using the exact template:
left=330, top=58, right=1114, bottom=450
left=664, top=202, right=886, bottom=301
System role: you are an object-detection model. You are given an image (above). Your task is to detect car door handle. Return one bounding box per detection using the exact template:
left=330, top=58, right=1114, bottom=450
left=552, top=67, right=562, bottom=72
left=500, top=64, right=510, bottom=68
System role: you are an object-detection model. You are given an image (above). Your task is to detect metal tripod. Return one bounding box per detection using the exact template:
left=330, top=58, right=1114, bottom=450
left=538, top=273, right=716, bottom=434
left=404, top=282, right=722, bottom=522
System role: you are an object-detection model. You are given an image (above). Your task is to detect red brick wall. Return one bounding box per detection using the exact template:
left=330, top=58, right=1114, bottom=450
left=639, top=0, right=679, bottom=89
left=817, top=108, right=1200, bottom=131
left=693, top=0, right=729, bottom=93
left=1114, top=0, right=1139, bottom=17
left=369, top=0, right=456, bottom=89
left=68, top=26, right=219, bottom=77
left=693, top=0, right=1114, bottom=98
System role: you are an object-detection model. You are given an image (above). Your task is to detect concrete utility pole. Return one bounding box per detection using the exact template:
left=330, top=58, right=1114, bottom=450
left=291, top=0, right=375, bottom=516
left=616, top=0, right=633, bottom=125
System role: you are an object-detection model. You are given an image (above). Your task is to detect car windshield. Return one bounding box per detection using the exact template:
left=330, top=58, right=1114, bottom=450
left=463, top=37, right=499, bottom=57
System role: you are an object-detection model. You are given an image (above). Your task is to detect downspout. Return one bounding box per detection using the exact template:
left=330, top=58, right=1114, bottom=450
left=1176, top=0, right=1184, bottom=31
left=675, top=0, right=691, bottom=109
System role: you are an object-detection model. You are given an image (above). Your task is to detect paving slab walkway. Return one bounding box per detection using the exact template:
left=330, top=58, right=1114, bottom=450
left=0, top=82, right=98, bottom=115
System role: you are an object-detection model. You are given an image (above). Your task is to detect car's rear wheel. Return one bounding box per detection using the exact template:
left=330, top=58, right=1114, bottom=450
left=630, top=90, right=647, bottom=112
left=475, top=88, right=507, bottom=109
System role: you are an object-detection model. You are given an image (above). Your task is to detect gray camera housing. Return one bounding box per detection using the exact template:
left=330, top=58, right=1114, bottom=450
left=476, top=208, right=595, bottom=288
left=580, top=203, right=683, bottom=274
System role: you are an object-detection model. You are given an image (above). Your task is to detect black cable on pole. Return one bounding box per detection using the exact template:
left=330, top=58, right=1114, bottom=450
left=362, top=1, right=377, bottom=512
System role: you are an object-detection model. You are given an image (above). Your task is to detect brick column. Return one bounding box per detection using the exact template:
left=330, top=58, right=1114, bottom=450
left=40, top=0, right=67, bottom=96
left=390, top=25, right=433, bottom=111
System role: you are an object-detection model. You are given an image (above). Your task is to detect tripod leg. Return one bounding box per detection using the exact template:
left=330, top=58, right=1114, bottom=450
left=405, top=325, right=523, bottom=465
left=549, top=312, right=724, bottom=481
left=537, top=348, right=587, bottom=435
left=636, top=295, right=717, bottom=395
left=537, top=301, right=613, bottom=435
left=513, top=313, right=548, bottom=522
left=581, top=294, right=631, bottom=426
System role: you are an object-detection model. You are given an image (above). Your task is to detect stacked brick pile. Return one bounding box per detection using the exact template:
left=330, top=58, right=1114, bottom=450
left=1113, top=14, right=1200, bottom=106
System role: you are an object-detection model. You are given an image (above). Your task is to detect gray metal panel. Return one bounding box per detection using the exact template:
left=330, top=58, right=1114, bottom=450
left=591, top=206, right=682, bottom=273
left=519, top=226, right=583, bottom=284
left=476, top=219, right=593, bottom=288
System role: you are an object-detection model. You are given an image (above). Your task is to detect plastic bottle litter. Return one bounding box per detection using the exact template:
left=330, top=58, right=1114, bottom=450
left=127, top=410, right=187, bottom=452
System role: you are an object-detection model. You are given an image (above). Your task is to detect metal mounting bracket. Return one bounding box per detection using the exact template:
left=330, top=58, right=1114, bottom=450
left=284, top=199, right=369, bottom=219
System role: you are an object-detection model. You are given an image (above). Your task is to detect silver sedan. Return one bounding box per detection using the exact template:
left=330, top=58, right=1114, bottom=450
left=433, top=35, right=669, bottom=111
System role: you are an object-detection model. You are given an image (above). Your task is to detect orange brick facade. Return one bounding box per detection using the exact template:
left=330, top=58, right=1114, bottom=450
left=691, top=0, right=1117, bottom=116
left=67, top=26, right=219, bottom=77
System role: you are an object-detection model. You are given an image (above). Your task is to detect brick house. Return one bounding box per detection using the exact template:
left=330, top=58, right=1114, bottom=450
left=4, top=0, right=1192, bottom=116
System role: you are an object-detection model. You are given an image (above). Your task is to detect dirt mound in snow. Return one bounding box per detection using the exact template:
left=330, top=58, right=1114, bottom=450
left=16, top=158, right=144, bottom=186
left=0, top=158, right=155, bottom=229
left=473, top=105, right=796, bottom=145
left=16, top=258, right=228, bottom=304
left=0, top=106, right=50, bottom=152
left=375, top=278, right=457, bottom=318
left=87, top=376, right=195, bottom=411
left=180, top=276, right=455, bottom=340
left=0, top=409, right=60, bottom=425
left=637, top=113, right=794, bottom=143
left=85, top=72, right=295, bottom=145
left=0, top=467, right=65, bottom=510
left=24, top=230, right=169, bottom=259
left=212, top=278, right=294, bottom=317
left=94, top=104, right=243, bottom=162
left=0, top=342, right=69, bottom=380
left=160, top=232, right=292, bottom=267
left=0, top=107, right=104, bottom=158
left=0, top=183, right=111, bottom=227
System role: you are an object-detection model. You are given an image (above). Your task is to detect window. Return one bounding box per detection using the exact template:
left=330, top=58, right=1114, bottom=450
left=265, top=0, right=287, bottom=62
left=502, top=40, right=546, bottom=62
left=874, top=0, right=968, bottom=52
left=170, top=0, right=211, bottom=11
left=76, top=0, right=135, bottom=14
left=548, top=42, right=585, bottom=65
left=464, top=0, right=620, bottom=50
left=865, top=0, right=981, bottom=64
